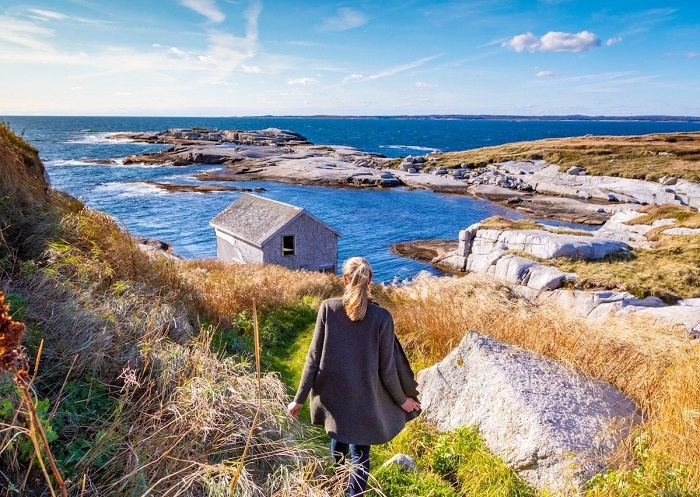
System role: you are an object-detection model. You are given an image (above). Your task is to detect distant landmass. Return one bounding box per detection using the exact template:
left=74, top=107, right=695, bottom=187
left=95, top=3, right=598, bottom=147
left=264, top=114, right=700, bottom=122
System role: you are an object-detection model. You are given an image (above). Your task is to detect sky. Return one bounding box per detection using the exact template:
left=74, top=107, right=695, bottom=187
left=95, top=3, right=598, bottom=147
left=1, top=0, right=699, bottom=116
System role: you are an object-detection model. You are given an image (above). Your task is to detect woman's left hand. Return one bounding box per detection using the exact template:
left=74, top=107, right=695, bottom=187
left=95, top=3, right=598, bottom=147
left=400, top=397, right=421, bottom=413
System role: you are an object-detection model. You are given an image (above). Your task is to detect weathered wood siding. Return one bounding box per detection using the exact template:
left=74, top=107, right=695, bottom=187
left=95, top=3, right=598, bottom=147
left=215, top=229, right=264, bottom=263
left=262, top=213, right=338, bottom=272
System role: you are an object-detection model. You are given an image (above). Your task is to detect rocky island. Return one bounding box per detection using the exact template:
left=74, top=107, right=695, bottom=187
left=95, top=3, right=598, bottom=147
left=111, top=127, right=700, bottom=224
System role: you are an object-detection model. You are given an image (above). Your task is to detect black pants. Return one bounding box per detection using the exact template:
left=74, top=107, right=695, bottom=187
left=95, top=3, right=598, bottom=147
left=331, top=438, right=371, bottom=496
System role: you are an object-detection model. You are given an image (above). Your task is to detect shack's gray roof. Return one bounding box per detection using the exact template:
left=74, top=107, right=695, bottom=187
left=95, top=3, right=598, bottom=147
left=210, top=194, right=340, bottom=247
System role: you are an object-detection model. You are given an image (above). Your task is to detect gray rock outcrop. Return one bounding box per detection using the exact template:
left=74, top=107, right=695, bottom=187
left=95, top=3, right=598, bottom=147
left=417, top=331, right=640, bottom=495
left=442, top=223, right=628, bottom=278
left=540, top=290, right=700, bottom=339
left=446, top=159, right=700, bottom=211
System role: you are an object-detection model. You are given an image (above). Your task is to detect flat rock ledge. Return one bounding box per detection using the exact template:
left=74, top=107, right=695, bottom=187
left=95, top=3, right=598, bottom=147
left=418, top=331, right=640, bottom=495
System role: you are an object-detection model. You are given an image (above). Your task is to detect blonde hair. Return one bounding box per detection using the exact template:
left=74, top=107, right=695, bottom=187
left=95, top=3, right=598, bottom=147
left=342, top=257, right=373, bottom=321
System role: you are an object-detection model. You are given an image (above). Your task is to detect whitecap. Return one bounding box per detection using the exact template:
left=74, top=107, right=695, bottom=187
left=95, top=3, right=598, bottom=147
left=379, top=145, right=440, bottom=152
left=94, top=181, right=166, bottom=197
left=65, top=132, right=134, bottom=145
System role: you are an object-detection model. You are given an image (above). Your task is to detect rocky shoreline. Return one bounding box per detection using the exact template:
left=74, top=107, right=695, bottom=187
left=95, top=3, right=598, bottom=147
left=110, top=127, right=700, bottom=225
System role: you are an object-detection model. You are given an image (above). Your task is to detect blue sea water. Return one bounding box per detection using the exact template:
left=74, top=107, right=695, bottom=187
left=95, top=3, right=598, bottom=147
left=3, top=116, right=699, bottom=282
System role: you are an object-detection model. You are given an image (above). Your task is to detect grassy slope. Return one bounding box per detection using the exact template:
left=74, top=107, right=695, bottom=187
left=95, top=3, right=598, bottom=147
left=430, top=131, right=700, bottom=182
left=0, top=122, right=346, bottom=496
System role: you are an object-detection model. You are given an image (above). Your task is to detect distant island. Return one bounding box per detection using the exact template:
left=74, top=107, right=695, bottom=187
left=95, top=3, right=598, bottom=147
left=259, top=114, right=700, bottom=122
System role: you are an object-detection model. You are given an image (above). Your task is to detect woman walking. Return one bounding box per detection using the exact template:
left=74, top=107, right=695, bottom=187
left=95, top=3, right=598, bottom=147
left=287, top=257, right=421, bottom=496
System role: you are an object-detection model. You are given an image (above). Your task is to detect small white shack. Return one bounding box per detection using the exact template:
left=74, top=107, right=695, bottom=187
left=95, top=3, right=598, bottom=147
left=210, top=194, right=340, bottom=273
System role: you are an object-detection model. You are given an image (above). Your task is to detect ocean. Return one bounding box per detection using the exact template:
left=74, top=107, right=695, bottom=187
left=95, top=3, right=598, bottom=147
left=3, top=116, right=699, bottom=282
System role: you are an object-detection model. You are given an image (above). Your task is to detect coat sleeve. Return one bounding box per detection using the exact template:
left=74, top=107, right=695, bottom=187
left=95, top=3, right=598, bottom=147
left=377, top=311, right=408, bottom=406
left=293, top=301, right=326, bottom=404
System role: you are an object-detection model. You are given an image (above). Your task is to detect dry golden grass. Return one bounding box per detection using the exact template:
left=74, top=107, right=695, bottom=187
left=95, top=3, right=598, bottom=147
left=0, top=122, right=58, bottom=262
left=431, top=132, right=700, bottom=182
left=477, top=217, right=541, bottom=231
left=647, top=346, right=700, bottom=485
left=177, top=259, right=342, bottom=328
left=376, top=274, right=700, bottom=490
left=549, top=233, right=700, bottom=302
left=627, top=205, right=700, bottom=229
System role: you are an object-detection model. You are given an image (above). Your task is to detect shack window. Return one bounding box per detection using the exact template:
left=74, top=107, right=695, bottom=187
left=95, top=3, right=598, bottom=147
left=319, top=264, right=335, bottom=274
left=283, top=235, right=295, bottom=256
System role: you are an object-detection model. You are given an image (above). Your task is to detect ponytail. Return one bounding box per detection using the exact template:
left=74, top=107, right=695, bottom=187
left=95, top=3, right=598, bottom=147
left=342, top=257, right=373, bottom=321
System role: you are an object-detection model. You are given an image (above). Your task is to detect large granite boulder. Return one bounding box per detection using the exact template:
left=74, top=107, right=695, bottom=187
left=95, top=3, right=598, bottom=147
left=417, top=331, right=639, bottom=495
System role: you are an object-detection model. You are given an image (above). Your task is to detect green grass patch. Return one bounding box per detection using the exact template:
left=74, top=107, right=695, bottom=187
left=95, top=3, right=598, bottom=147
left=369, top=464, right=459, bottom=497
left=370, top=420, right=536, bottom=496
left=586, top=434, right=699, bottom=497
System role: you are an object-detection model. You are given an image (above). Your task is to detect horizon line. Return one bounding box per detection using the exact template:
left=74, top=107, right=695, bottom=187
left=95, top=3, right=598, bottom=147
left=3, top=113, right=700, bottom=121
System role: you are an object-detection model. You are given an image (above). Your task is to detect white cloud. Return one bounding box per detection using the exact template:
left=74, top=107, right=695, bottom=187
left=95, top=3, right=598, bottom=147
left=288, top=77, right=317, bottom=85
left=341, top=73, right=365, bottom=84
left=29, top=9, right=68, bottom=21
left=504, top=32, right=539, bottom=52
left=536, top=70, right=556, bottom=77
left=169, top=47, right=188, bottom=57
left=503, top=31, right=600, bottom=53
left=366, top=55, right=440, bottom=80
left=606, top=37, right=622, bottom=46
left=415, top=81, right=436, bottom=88
left=320, top=7, right=367, bottom=32
left=179, top=0, right=225, bottom=23
left=685, top=52, right=699, bottom=59
left=0, top=16, right=54, bottom=51
left=195, top=1, right=262, bottom=80
left=333, top=55, right=440, bottom=89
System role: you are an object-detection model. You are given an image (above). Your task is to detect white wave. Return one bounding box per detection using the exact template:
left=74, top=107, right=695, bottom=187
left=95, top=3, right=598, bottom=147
left=45, top=158, right=166, bottom=169
left=46, top=159, right=98, bottom=167
left=65, top=132, right=134, bottom=144
left=95, top=181, right=166, bottom=197
left=379, top=144, right=440, bottom=152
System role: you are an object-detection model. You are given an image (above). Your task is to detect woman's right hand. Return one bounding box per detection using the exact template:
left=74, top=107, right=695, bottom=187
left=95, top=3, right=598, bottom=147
left=400, top=397, right=421, bottom=413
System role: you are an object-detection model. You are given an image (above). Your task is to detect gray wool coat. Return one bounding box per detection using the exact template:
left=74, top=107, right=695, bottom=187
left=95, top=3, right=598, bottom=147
left=293, top=298, right=419, bottom=445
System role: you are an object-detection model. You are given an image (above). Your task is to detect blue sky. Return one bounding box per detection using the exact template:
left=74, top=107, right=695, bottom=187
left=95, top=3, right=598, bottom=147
left=1, top=0, right=698, bottom=116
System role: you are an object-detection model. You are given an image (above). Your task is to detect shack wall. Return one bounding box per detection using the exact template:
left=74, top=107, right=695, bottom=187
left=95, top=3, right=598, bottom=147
left=262, top=213, right=338, bottom=272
